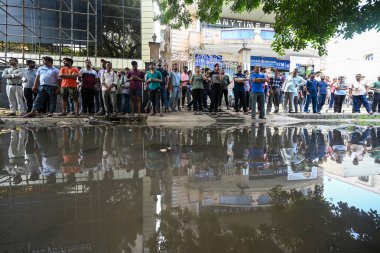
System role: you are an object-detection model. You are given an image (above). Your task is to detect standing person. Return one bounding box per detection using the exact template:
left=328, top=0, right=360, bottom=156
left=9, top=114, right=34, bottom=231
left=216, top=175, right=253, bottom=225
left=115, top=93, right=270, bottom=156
left=233, top=65, right=248, bottom=114
left=95, top=59, right=107, bottom=115
left=329, top=77, right=337, bottom=109
left=267, top=68, right=283, bottom=114
left=369, top=76, right=380, bottom=113
left=58, top=58, right=80, bottom=116
left=78, top=59, right=98, bottom=115
left=348, top=74, right=372, bottom=114
left=116, top=71, right=123, bottom=112
left=145, top=62, right=163, bottom=116
left=180, top=66, right=190, bottom=109
left=244, top=70, right=250, bottom=110
left=127, top=61, right=145, bottom=116
left=189, top=66, right=204, bottom=114
left=250, top=65, right=267, bottom=119
left=100, top=61, right=117, bottom=116
left=23, top=56, right=60, bottom=118
left=22, top=60, right=37, bottom=113
left=156, top=60, right=169, bottom=113
left=317, top=76, right=329, bottom=113
left=283, top=68, right=305, bottom=113
left=219, top=68, right=230, bottom=110
left=2, top=57, right=26, bottom=116
left=304, top=72, right=319, bottom=113
left=202, top=67, right=211, bottom=111
left=168, top=63, right=181, bottom=112
left=120, top=67, right=131, bottom=115
left=209, top=63, right=222, bottom=115
left=333, top=76, right=348, bottom=113
left=186, top=70, right=193, bottom=109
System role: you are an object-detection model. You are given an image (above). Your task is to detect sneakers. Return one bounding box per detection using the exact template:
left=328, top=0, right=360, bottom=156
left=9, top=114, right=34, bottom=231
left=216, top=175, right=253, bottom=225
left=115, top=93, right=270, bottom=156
left=58, top=112, right=67, bottom=116
left=6, top=112, right=16, bottom=116
left=22, top=111, right=36, bottom=118
left=149, top=112, right=156, bottom=116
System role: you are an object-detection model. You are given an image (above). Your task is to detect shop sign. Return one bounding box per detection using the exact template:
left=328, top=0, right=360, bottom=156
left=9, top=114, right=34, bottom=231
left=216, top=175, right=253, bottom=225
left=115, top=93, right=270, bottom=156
left=194, top=54, right=223, bottom=67
left=216, top=17, right=274, bottom=29
left=250, top=56, right=290, bottom=70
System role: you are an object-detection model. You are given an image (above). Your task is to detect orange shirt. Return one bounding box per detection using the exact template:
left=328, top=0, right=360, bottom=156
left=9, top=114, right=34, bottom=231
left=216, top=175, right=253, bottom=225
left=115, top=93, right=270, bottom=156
left=59, top=66, right=79, bottom=88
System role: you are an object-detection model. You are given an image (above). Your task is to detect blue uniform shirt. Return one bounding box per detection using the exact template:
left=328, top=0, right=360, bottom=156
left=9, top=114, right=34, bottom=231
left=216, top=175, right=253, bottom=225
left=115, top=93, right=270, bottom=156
left=250, top=72, right=266, bottom=93
left=306, top=79, right=318, bottom=94
left=317, top=81, right=328, bottom=95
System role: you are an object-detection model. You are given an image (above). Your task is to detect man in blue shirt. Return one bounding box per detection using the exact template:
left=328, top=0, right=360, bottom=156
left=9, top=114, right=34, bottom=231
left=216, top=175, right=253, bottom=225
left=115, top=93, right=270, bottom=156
left=317, top=76, right=328, bottom=112
left=23, top=56, right=60, bottom=118
left=250, top=66, right=267, bottom=119
left=304, top=72, right=319, bottom=113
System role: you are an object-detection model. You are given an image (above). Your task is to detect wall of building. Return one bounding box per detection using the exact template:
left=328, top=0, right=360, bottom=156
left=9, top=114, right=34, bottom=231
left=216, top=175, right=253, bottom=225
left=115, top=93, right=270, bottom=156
left=141, top=0, right=155, bottom=62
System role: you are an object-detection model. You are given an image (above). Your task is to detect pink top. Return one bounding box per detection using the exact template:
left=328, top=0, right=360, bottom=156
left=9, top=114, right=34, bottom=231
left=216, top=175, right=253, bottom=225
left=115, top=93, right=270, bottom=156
left=181, top=73, right=189, bottom=87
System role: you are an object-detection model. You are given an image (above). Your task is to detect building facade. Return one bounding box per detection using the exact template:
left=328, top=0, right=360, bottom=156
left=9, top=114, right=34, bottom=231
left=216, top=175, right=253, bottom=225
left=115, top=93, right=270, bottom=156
left=0, top=0, right=155, bottom=69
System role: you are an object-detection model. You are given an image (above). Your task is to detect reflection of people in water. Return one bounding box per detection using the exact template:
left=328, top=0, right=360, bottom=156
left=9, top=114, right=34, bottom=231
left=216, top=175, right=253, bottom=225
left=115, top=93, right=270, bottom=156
left=370, top=127, right=380, bottom=164
left=266, top=127, right=283, bottom=170
left=61, top=128, right=80, bottom=182
left=25, top=129, right=41, bottom=181
left=281, top=127, right=305, bottom=169
left=6, top=129, right=28, bottom=184
left=79, top=127, right=103, bottom=180
left=102, top=127, right=117, bottom=180
left=248, top=124, right=267, bottom=170
left=33, top=128, right=62, bottom=184
left=347, top=127, right=371, bottom=166
left=328, top=129, right=346, bottom=164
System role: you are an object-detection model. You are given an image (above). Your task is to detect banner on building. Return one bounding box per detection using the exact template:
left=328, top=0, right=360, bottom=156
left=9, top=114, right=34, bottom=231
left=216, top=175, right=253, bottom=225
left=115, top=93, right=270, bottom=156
left=194, top=54, right=223, bottom=68
left=250, top=56, right=290, bottom=70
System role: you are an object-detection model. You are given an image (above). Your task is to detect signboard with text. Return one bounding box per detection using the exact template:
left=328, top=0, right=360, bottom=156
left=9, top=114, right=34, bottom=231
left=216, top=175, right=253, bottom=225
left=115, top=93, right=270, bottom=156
left=250, top=56, right=290, bottom=70
left=215, top=17, right=274, bottom=29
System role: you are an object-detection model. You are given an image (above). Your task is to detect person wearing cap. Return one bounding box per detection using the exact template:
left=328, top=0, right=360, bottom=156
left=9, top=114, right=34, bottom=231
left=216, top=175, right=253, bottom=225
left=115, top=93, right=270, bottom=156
left=348, top=74, right=372, bottom=114
left=2, top=57, right=26, bottom=116
left=127, top=60, right=145, bottom=116
left=22, top=60, right=37, bottom=113
left=23, top=56, right=60, bottom=118
left=145, top=62, right=163, bottom=116
left=58, top=57, right=80, bottom=116
left=303, top=72, right=319, bottom=113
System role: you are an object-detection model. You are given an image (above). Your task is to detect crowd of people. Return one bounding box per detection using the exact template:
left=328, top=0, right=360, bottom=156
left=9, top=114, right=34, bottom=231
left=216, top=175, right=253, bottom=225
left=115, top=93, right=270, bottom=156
left=1, top=124, right=378, bottom=185
left=1, top=56, right=380, bottom=119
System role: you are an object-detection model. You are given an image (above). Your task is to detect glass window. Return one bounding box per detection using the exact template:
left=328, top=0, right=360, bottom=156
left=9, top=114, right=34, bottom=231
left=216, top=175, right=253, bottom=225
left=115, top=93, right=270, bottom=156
left=366, top=54, right=374, bottom=61
left=221, top=30, right=254, bottom=40
left=260, top=30, right=275, bottom=40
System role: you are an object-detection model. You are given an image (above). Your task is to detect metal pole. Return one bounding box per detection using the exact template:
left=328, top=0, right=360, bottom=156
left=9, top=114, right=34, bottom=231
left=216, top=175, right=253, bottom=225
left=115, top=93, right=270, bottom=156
left=86, top=0, right=90, bottom=58
left=5, top=0, right=8, bottom=61
left=59, top=0, right=62, bottom=64
left=22, top=0, right=25, bottom=66
left=94, top=0, right=98, bottom=65
left=70, top=0, right=74, bottom=58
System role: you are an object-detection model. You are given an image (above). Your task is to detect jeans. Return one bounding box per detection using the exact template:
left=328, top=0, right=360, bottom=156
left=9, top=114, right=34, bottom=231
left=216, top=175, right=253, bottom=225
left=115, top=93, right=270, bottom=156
left=250, top=92, right=265, bottom=118
left=293, top=95, right=299, bottom=113
left=304, top=93, right=318, bottom=113
left=32, top=85, right=57, bottom=113
left=283, top=92, right=294, bottom=113
left=353, top=95, right=371, bottom=113
left=81, top=88, right=95, bottom=114
left=334, top=94, right=345, bottom=113
left=192, top=89, right=203, bottom=111
left=6, top=84, right=26, bottom=113
left=117, top=94, right=122, bottom=112
left=23, top=87, right=35, bottom=113
left=318, top=94, right=327, bottom=112
left=372, top=93, right=380, bottom=112
left=267, top=88, right=281, bottom=112
left=329, top=92, right=334, bottom=108
left=121, top=93, right=131, bottom=113
left=210, top=83, right=222, bottom=113
left=160, top=86, right=168, bottom=110
left=234, top=90, right=247, bottom=113
left=150, top=88, right=161, bottom=113
left=202, top=88, right=211, bottom=109
left=169, top=86, right=180, bottom=111
left=102, top=91, right=117, bottom=114
left=219, top=88, right=229, bottom=108
left=95, top=89, right=104, bottom=113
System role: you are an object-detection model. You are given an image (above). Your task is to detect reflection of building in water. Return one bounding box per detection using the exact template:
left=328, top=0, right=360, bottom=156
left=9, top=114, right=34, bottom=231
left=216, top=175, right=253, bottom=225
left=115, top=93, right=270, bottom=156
left=0, top=175, right=148, bottom=252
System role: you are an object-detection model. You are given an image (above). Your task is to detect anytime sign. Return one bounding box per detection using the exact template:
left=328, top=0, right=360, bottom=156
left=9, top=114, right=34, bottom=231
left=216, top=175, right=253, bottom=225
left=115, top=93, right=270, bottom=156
left=215, top=17, right=273, bottom=29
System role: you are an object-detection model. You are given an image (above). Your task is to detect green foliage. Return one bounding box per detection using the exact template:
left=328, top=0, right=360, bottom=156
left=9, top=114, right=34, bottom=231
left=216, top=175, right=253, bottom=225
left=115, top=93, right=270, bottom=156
left=154, top=0, right=380, bottom=55
left=149, top=186, right=380, bottom=253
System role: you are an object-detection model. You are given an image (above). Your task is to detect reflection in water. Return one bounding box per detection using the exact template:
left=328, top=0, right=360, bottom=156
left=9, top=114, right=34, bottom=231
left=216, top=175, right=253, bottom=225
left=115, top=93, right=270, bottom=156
left=0, top=124, right=379, bottom=252
left=148, top=186, right=380, bottom=253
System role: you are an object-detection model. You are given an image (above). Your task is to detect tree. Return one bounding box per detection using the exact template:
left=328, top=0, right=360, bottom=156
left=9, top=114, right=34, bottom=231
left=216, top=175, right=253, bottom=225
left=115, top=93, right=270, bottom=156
left=148, top=185, right=380, bottom=253
left=154, top=0, right=380, bottom=55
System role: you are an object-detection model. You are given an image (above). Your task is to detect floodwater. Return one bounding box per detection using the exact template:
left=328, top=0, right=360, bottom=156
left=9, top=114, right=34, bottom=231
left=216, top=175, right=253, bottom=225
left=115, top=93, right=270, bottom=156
left=0, top=124, right=379, bottom=253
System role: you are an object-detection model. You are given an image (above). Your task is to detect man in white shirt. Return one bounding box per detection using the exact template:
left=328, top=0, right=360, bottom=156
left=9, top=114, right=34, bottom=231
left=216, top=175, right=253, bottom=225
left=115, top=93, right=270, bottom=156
left=100, top=61, right=117, bottom=116
left=348, top=74, right=372, bottom=114
left=282, top=69, right=305, bottom=113
left=2, top=58, right=26, bottom=116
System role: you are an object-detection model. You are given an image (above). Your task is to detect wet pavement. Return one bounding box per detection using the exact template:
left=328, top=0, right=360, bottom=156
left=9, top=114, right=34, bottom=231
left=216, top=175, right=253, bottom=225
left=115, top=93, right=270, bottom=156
left=0, top=124, right=379, bottom=252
